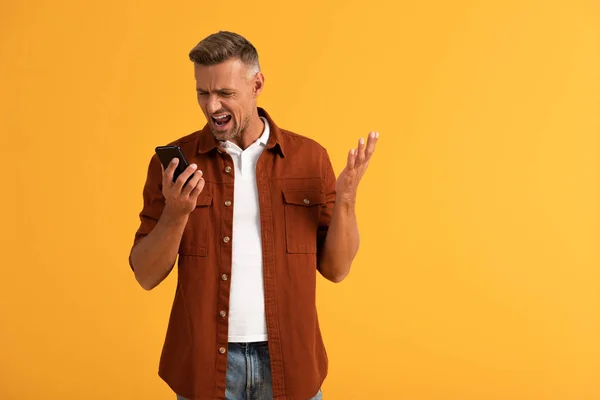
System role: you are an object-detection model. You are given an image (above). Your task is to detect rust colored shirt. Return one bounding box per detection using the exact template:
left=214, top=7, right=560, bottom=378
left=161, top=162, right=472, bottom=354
left=130, top=108, right=337, bottom=400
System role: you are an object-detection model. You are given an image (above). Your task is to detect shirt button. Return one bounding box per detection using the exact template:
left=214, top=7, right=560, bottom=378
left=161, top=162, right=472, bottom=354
left=303, top=198, right=310, bottom=205
left=224, top=166, right=232, bottom=173
left=221, top=274, right=228, bottom=281
left=219, top=347, right=226, bottom=354
left=224, top=200, right=232, bottom=207
left=220, top=310, right=227, bottom=318
left=223, top=236, right=230, bottom=243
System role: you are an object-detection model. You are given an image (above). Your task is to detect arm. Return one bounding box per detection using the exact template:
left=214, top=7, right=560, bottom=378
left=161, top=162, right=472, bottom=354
left=130, top=211, right=189, bottom=290
left=129, top=156, right=205, bottom=290
left=317, top=198, right=360, bottom=283
left=318, top=132, right=379, bottom=283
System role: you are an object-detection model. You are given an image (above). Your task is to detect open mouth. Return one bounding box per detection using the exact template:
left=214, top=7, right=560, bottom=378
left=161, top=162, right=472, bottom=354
left=211, top=114, right=232, bottom=129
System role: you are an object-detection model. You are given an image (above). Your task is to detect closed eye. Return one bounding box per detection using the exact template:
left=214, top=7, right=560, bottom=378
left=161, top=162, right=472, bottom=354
left=196, top=90, right=234, bottom=98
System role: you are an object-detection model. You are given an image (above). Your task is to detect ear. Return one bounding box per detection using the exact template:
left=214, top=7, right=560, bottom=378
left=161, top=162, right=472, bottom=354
left=252, top=72, right=265, bottom=98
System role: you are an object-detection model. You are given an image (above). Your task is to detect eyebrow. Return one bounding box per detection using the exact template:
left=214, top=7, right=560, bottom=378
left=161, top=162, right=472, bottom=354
left=196, top=88, right=235, bottom=93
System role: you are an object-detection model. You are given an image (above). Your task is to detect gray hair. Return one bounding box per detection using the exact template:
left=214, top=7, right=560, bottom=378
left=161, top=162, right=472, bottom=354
left=189, top=31, right=260, bottom=77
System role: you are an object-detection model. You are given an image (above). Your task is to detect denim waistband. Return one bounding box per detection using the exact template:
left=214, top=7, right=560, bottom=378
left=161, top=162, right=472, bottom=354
left=229, top=341, right=268, bottom=349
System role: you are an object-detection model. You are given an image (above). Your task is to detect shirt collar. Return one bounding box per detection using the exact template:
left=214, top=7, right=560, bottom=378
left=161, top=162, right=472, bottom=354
left=257, top=116, right=270, bottom=146
left=219, top=117, right=270, bottom=153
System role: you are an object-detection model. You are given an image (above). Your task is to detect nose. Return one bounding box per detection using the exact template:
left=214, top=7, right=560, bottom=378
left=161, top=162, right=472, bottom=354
left=206, top=95, right=221, bottom=114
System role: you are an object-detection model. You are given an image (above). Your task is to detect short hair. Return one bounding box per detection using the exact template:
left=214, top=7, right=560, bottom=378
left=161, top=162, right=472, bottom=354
left=189, top=31, right=260, bottom=76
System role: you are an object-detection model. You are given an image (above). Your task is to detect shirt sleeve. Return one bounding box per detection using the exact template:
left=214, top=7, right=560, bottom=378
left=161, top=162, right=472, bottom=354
left=317, top=147, right=337, bottom=268
left=128, top=153, right=165, bottom=270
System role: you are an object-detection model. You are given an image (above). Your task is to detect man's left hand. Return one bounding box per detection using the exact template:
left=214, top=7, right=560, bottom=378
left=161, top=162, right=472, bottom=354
left=335, top=131, right=379, bottom=206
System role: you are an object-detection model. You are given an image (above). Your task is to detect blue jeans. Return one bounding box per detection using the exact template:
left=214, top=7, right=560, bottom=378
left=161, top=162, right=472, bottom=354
left=177, top=342, right=323, bottom=400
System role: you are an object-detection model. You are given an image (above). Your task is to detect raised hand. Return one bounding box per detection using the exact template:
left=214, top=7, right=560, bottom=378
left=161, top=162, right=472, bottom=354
left=335, top=131, right=379, bottom=206
left=161, top=158, right=205, bottom=219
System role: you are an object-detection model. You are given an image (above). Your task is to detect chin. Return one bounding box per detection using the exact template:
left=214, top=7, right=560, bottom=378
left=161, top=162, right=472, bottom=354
left=212, top=129, right=236, bottom=142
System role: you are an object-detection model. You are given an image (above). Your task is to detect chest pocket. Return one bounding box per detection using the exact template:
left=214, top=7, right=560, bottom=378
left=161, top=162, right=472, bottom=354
left=282, top=189, right=325, bottom=254
left=179, top=194, right=213, bottom=257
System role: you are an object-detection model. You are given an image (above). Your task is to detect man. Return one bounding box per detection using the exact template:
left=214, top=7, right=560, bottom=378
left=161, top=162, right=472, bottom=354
left=129, top=31, right=378, bottom=400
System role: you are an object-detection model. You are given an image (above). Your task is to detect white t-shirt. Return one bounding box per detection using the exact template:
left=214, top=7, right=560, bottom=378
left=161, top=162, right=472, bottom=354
left=220, top=117, right=270, bottom=342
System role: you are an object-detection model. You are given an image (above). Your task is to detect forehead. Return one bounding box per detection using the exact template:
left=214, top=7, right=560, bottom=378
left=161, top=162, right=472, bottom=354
left=194, top=58, right=249, bottom=89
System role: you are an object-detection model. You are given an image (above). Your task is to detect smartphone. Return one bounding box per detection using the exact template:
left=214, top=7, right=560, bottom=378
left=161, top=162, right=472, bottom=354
left=155, top=145, right=191, bottom=183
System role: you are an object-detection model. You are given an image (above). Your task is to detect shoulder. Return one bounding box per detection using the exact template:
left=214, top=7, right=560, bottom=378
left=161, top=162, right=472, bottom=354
left=278, top=127, right=330, bottom=157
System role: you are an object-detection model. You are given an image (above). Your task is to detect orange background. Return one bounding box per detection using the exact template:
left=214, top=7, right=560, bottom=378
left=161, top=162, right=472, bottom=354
left=1, top=0, right=599, bottom=399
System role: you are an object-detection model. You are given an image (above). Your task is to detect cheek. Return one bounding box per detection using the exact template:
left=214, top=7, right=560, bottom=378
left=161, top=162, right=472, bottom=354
left=222, top=98, right=248, bottom=118
left=225, top=102, right=242, bottom=117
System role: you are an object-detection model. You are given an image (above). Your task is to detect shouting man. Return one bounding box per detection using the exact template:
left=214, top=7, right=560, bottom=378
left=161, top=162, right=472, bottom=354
left=129, top=31, right=379, bottom=400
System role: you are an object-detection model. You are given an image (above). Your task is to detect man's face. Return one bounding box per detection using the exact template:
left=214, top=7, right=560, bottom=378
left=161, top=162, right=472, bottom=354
left=194, top=58, right=263, bottom=143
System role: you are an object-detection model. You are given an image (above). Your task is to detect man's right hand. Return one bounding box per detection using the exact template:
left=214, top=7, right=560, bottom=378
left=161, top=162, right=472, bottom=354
left=161, top=158, right=205, bottom=219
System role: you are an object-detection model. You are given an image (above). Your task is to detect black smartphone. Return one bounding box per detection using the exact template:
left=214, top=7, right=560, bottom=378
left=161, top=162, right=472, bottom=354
left=155, top=145, right=191, bottom=183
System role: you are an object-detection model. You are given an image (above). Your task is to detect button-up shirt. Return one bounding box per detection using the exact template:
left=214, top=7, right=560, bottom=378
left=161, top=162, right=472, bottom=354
left=130, top=107, right=337, bottom=400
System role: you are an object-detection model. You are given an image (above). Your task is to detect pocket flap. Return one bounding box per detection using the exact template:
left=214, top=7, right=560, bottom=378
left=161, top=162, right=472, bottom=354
left=196, top=194, right=213, bottom=207
left=282, top=189, right=325, bottom=206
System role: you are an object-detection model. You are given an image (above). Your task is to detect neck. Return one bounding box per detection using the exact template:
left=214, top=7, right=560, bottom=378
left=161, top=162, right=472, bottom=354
left=232, top=108, right=264, bottom=150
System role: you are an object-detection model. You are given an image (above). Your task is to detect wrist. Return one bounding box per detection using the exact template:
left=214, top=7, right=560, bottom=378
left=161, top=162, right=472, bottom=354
left=161, top=206, right=190, bottom=227
left=335, top=195, right=356, bottom=213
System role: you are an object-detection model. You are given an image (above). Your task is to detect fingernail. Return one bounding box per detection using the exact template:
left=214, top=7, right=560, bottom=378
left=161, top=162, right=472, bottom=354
left=376, top=132, right=379, bottom=138
left=350, top=149, right=355, bottom=155
left=359, top=138, right=365, bottom=145
left=191, top=163, right=197, bottom=169
left=171, top=158, right=178, bottom=163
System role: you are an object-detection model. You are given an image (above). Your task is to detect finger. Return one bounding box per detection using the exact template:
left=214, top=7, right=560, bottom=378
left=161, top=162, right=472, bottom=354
left=347, top=148, right=357, bottom=170
left=173, top=163, right=198, bottom=192
left=355, top=137, right=366, bottom=165
left=189, top=177, right=206, bottom=200
left=163, top=158, right=179, bottom=186
left=182, top=170, right=203, bottom=197
left=365, top=131, right=378, bottom=160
